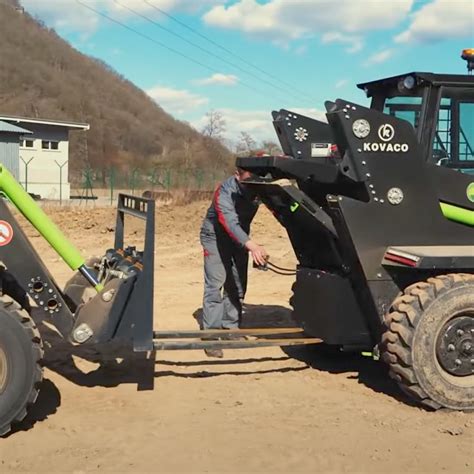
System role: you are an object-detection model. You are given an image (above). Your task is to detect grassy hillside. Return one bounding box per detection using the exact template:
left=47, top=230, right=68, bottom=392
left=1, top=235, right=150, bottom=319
left=0, top=0, right=233, bottom=185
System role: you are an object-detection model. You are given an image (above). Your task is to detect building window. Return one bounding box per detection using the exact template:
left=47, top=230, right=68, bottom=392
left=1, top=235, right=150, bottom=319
left=42, top=140, right=59, bottom=150
left=19, top=139, right=34, bottom=148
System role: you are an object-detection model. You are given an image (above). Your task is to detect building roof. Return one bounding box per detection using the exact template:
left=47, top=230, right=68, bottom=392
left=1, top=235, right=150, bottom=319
left=0, top=115, right=90, bottom=131
left=0, top=120, right=32, bottom=134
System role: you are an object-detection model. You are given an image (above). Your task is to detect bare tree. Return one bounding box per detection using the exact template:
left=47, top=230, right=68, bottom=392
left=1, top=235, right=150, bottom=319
left=201, top=109, right=226, bottom=140
left=236, top=131, right=256, bottom=155
left=0, top=4, right=235, bottom=181
left=261, top=140, right=282, bottom=155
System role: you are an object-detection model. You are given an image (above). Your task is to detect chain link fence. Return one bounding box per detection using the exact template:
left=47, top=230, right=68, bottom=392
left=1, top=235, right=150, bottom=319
left=67, top=166, right=231, bottom=205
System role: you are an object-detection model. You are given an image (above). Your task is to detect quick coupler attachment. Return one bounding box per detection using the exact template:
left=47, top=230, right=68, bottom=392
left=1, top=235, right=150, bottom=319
left=71, top=277, right=134, bottom=344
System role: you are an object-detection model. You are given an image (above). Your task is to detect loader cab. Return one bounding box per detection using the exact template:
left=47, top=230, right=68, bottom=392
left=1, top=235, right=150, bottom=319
left=358, top=72, right=474, bottom=174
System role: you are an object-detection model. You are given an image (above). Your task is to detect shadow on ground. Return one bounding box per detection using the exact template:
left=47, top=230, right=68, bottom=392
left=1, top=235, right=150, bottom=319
left=33, top=303, right=416, bottom=415
left=34, top=304, right=301, bottom=390
left=282, top=344, right=417, bottom=407
left=7, top=379, right=61, bottom=437
left=193, top=303, right=297, bottom=329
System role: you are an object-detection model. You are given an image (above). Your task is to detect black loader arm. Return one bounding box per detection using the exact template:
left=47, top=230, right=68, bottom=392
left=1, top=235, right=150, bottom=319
left=272, top=108, right=334, bottom=158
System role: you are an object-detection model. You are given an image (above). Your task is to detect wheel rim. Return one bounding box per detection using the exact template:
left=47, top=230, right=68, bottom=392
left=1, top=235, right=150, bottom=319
left=0, top=345, right=8, bottom=394
left=436, top=314, right=474, bottom=377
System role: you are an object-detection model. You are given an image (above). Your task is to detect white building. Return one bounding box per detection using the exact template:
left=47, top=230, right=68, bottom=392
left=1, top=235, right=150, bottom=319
left=0, top=121, right=32, bottom=180
left=0, top=115, right=89, bottom=199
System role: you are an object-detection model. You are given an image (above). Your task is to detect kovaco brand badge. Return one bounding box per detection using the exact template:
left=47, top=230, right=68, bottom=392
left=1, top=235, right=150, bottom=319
left=362, top=123, right=410, bottom=153
left=466, top=183, right=474, bottom=202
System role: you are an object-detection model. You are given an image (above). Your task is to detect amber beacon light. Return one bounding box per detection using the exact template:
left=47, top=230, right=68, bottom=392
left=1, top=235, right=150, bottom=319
left=461, top=48, right=474, bottom=74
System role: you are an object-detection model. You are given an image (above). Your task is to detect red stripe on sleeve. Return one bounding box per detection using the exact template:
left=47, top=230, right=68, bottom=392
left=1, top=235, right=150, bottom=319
left=214, top=185, right=241, bottom=244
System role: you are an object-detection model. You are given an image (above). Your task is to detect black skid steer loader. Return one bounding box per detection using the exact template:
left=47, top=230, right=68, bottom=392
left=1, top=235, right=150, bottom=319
left=1, top=51, right=473, bottom=436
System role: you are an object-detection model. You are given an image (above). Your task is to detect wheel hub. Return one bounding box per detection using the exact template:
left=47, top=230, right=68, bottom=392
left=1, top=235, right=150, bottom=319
left=0, top=345, right=8, bottom=394
left=437, top=315, right=474, bottom=376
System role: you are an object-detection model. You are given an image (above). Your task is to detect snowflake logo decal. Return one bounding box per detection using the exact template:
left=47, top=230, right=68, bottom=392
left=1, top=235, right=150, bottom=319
left=294, top=127, right=308, bottom=142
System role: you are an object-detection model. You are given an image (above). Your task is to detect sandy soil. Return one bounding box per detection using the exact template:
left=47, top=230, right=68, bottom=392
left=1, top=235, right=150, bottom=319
left=0, top=201, right=472, bottom=473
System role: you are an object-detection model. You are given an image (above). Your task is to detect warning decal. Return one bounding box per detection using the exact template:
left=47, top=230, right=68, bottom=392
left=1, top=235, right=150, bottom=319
left=0, top=220, right=14, bottom=246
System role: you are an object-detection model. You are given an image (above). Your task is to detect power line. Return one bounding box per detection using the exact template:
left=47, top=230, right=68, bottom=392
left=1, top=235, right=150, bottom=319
left=114, top=0, right=307, bottom=104
left=76, top=0, right=290, bottom=104
left=144, top=0, right=318, bottom=103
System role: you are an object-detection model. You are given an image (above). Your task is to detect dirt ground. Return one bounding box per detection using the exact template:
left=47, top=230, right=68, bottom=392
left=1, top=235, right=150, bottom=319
left=0, top=201, right=472, bottom=473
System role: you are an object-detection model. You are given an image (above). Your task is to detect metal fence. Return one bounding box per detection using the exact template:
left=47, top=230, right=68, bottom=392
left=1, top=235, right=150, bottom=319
left=67, top=166, right=230, bottom=204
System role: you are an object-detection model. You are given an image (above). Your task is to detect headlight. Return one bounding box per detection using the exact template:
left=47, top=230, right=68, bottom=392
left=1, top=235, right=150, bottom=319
left=403, top=75, right=416, bottom=90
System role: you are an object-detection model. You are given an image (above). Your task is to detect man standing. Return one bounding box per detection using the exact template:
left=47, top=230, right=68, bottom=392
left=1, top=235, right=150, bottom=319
left=200, top=168, right=268, bottom=357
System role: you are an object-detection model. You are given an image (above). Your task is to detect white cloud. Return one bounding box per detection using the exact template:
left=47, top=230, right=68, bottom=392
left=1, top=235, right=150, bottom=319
left=364, top=49, right=395, bottom=66
left=20, top=0, right=223, bottom=34
left=192, top=106, right=326, bottom=145
left=147, top=85, right=208, bottom=114
left=335, top=79, right=349, bottom=89
left=204, top=0, right=414, bottom=44
left=395, top=0, right=474, bottom=44
left=194, top=73, right=239, bottom=86
left=294, top=44, right=308, bottom=56
left=192, top=108, right=272, bottom=144
left=289, top=108, right=327, bottom=123
left=321, top=32, right=363, bottom=53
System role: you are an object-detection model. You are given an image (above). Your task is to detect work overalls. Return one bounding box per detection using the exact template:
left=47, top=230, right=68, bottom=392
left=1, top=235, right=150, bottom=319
left=200, top=176, right=258, bottom=329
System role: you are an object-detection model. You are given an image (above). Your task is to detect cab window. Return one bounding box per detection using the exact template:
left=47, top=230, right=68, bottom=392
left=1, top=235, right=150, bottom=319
left=384, top=96, right=423, bottom=129
left=434, top=87, right=474, bottom=174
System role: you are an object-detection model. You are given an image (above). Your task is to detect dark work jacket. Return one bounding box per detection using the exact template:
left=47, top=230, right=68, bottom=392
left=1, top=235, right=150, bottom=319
left=200, top=176, right=259, bottom=247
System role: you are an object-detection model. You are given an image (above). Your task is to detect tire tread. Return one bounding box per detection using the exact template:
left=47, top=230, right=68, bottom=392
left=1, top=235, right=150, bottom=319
left=0, top=297, right=43, bottom=437
left=380, top=273, right=474, bottom=410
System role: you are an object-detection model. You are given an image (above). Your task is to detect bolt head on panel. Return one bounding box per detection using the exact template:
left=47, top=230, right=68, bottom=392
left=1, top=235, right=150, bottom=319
left=387, top=187, right=404, bottom=205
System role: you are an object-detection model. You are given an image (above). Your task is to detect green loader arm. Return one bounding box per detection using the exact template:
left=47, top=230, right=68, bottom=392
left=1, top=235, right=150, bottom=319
left=0, top=166, right=103, bottom=291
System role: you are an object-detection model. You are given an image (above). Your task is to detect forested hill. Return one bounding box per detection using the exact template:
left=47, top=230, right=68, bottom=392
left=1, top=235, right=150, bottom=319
left=0, top=0, right=232, bottom=181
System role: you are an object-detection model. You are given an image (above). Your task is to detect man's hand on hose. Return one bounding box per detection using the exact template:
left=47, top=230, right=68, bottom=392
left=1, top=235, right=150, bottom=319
left=245, top=240, right=268, bottom=266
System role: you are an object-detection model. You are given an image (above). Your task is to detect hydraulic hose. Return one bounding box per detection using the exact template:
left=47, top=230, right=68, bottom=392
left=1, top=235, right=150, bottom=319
left=255, top=259, right=297, bottom=276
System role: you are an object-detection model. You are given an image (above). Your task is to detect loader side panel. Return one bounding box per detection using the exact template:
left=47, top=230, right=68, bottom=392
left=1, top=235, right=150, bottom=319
left=326, top=101, right=474, bottom=313
left=244, top=180, right=374, bottom=347
left=0, top=199, right=74, bottom=336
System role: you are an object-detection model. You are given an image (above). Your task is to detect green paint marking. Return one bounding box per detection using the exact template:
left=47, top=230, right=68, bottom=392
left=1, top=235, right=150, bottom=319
left=467, top=183, right=474, bottom=203
left=440, top=202, right=474, bottom=226
left=0, top=165, right=86, bottom=270
left=290, top=202, right=299, bottom=212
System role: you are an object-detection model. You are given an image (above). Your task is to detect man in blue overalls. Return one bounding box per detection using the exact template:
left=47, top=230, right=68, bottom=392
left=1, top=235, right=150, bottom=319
left=200, top=168, right=268, bottom=357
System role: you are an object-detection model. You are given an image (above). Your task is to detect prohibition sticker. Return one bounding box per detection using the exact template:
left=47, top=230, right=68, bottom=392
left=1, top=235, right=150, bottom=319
left=0, top=220, right=13, bottom=246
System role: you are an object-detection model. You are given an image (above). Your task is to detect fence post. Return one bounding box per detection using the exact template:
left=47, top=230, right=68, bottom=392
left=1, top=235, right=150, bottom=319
left=110, top=166, right=115, bottom=205
left=129, top=168, right=139, bottom=195
left=81, top=167, right=95, bottom=206
left=195, top=169, right=203, bottom=190
left=54, top=159, right=68, bottom=205
left=20, top=156, right=34, bottom=192
left=165, top=169, right=171, bottom=192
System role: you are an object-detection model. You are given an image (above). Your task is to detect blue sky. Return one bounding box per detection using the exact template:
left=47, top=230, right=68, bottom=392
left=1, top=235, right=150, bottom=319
left=20, top=0, right=474, bottom=148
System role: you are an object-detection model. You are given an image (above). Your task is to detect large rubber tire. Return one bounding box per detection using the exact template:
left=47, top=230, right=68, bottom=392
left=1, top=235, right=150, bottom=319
left=0, top=298, right=43, bottom=436
left=381, top=274, right=474, bottom=411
